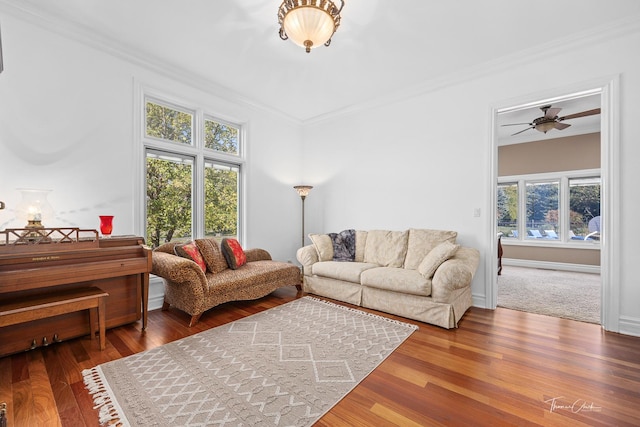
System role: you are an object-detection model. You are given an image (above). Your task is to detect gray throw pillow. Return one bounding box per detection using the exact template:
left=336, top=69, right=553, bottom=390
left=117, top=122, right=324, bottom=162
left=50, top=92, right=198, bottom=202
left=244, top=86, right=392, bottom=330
left=329, top=229, right=356, bottom=262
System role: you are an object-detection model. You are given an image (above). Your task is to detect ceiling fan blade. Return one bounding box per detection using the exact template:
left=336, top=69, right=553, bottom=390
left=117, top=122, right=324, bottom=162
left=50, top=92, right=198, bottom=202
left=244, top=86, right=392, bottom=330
left=554, top=122, right=571, bottom=130
left=501, top=123, right=533, bottom=126
left=511, top=126, right=534, bottom=136
left=558, top=108, right=601, bottom=121
left=544, top=107, right=562, bottom=119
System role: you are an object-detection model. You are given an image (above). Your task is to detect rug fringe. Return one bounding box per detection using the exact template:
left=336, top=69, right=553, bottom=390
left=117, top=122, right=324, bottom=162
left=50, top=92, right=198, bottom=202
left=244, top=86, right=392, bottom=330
left=82, top=368, right=127, bottom=427
left=303, top=296, right=419, bottom=331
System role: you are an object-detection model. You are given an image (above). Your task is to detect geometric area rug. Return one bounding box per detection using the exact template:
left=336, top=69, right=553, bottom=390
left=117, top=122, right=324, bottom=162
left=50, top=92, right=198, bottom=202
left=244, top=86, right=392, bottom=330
left=83, top=296, right=418, bottom=426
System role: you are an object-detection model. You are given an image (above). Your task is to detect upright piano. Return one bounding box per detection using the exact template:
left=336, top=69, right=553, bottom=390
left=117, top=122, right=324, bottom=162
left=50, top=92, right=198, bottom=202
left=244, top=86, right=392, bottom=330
left=0, top=228, right=151, bottom=357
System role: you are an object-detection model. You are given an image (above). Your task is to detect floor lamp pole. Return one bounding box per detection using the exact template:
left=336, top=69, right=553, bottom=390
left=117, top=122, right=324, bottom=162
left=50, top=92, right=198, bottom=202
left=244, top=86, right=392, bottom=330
left=294, top=185, right=313, bottom=248
left=300, top=196, right=306, bottom=248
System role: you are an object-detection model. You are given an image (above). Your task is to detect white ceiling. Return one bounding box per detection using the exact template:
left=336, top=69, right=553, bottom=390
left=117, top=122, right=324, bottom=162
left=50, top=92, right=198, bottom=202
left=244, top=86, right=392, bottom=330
left=3, top=0, right=640, bottom=123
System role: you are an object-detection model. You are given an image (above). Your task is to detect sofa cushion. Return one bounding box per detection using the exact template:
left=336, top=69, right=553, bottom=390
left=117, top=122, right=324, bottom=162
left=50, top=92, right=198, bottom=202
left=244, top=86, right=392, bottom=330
left=221, top=238, right=247, bottom=270
left=361, top=267, right=431, bottom=297
left=195, top=238, right=228, bottom=274
left=363, top=230, right=409, bottom=267
left=312, top=261, right=378, bottom=283
left=418, top=240, right=460, bottom=279
left=174, top=241, right=207, bottom=272
left=355, top=230, right=367, bottom=262
left=309, top=233, right=333, bottom=261
left=403, top=228, right=458, bottom=270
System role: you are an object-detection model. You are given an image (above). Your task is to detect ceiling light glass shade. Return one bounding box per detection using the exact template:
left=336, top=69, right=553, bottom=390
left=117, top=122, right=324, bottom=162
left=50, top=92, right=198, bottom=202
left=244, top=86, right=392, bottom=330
left=284, top=7, right=334, bottom=51
left=535, top=122, right=556, bottom=133
left=278, top=0, right=344, bottom=53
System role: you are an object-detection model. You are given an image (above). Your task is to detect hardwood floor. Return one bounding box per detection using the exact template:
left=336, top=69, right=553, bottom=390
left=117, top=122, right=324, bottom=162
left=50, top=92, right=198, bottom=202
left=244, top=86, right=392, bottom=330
left=1, top=286, right=639, bottom=426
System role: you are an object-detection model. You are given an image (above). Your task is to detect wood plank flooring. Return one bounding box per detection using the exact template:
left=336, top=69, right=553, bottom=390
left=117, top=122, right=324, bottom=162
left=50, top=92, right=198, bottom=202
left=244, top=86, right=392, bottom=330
left=1, top=287, right=639, bottom=426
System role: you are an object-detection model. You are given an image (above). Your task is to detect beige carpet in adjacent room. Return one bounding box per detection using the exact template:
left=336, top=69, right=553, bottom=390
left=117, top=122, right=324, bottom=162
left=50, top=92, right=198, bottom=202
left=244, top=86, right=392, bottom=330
left=498, top=266, right=600, bottom=324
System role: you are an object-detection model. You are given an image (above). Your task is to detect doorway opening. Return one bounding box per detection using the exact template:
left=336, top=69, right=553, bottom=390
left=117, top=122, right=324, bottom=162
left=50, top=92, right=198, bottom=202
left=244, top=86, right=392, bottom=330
left=488, top=78, right=620, bottom=331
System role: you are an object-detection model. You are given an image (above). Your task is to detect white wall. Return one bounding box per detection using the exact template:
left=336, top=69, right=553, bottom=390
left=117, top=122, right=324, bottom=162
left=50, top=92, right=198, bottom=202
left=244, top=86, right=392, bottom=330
left=0, top=13, right=303, bottom=263
left=2, top=11, right=639, bottom=336
left=302, top=29, right=640, bottom=336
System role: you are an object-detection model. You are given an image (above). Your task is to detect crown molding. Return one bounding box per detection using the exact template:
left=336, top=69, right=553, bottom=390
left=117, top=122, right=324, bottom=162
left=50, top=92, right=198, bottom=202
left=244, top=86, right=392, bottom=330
left=303, top=13, right=640, bottom=125
left=0, top=0, right=303, bottom=126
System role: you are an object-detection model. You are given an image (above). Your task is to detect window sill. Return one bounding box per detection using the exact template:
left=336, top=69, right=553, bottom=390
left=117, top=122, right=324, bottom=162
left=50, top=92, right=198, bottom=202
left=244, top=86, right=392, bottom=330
left=501, top=238, right=600, bottom=250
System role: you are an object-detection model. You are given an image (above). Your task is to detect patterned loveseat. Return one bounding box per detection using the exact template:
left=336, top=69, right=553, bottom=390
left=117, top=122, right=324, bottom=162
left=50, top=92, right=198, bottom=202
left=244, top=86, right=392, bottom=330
left=152, top=239, right=301, bottom=326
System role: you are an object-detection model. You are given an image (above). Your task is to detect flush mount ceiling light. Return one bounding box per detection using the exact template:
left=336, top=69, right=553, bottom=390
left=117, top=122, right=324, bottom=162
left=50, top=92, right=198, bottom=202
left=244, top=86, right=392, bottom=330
left=278, top=0, right=344, bottom=53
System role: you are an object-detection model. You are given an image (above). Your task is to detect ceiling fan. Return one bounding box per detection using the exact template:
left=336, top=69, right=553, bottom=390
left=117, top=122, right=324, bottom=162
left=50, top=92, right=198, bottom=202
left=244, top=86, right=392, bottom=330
left=502, top=105, right=601, bottom=136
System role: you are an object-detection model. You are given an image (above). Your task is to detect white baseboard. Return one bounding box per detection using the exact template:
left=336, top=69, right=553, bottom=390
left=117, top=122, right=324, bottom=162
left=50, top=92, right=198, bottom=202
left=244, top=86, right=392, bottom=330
left=619, top=316, right=640, bottom=337
left=502, top=258, right=600, bottom=274
left=472, top=294, right=487, bottom=308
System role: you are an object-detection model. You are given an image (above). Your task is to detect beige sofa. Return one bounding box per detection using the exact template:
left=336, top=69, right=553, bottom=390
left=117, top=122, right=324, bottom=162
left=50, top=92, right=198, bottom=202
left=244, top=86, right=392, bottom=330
left=152, top=239, right=301, bottom=326
left=296, top=229, right=480, bottom=328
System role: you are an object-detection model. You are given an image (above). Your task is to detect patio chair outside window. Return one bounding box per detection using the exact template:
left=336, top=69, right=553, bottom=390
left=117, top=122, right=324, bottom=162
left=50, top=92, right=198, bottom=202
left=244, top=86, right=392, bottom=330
left=528, top=229, right=544, bottom=238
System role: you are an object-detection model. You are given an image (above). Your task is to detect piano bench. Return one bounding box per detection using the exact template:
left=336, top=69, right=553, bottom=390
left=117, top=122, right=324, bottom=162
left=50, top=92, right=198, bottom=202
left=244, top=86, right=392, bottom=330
left=0, top=286, right=109, bottom=350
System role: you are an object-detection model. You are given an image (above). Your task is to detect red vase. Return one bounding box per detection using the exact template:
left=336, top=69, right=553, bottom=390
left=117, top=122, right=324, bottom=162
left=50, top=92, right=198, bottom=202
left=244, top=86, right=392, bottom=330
left=99, top=215, right=114, bottom=238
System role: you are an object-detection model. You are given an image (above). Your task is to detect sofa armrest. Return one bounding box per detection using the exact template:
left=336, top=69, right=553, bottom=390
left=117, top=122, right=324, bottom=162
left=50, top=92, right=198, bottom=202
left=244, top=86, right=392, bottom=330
left=151, top=250, right=207, bottom=290
left=245, top=248, right=272, bottom=262
left=296, top=245, right=318, bottom=276
left=431, top=247, right=480, bottom=303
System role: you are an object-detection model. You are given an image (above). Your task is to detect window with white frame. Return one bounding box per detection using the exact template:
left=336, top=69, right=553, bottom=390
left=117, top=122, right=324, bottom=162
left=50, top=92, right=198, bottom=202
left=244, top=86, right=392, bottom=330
left=143, top=97, right=243, bottom=248
left=498, top=170, right=600, bottom=244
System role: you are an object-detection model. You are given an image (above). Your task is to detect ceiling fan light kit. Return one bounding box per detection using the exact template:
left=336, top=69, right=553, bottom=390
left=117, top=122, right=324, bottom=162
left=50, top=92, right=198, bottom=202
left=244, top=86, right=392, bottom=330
left=504, top=105, right=601, bottom=136
left=278, top=0, right=344, bottom=53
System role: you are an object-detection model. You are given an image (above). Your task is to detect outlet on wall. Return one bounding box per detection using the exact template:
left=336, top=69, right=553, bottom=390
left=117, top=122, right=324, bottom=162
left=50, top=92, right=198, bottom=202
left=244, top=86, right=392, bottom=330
left=473, top=208, right=481, bottom=217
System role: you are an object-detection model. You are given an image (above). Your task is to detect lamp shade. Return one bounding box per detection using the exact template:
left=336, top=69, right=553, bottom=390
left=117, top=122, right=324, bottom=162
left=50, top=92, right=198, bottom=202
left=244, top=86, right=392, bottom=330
left=283, top=6, right=335, bottom=51
left=15, top=189, right=54, bottom=226
left=294, top=185, right=313, bottom=198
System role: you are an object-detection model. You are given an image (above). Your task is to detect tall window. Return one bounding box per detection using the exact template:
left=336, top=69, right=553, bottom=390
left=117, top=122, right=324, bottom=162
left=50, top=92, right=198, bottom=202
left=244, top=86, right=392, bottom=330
left=143, top=97, right=243, bottom=248
left=204, top=161, right=239, bottom=237
left=498, top=171, right=600, bottom=244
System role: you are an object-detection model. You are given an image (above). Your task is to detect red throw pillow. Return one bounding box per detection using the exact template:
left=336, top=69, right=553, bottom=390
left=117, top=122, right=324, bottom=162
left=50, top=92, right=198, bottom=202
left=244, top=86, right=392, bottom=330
left=174, top=241, right=207, bottom=272
left=221, top=238, right=247, bottom=270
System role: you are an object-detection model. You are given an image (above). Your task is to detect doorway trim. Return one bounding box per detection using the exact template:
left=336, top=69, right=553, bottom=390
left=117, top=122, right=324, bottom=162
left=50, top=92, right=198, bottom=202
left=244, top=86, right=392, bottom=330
left=487, top=76, right=620, bottom=332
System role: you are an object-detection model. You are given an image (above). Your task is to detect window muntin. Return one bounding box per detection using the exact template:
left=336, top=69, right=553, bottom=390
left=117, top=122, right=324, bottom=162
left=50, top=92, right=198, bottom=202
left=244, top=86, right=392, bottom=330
left=145, top=151, right=193, bottom=248
left=145, top=100, right=193, bottom=145
left=525, top=180, right=559, bottom=239
left=497, top=182, right=518, bottom=238
left=204, top=118, right=239, bottom=155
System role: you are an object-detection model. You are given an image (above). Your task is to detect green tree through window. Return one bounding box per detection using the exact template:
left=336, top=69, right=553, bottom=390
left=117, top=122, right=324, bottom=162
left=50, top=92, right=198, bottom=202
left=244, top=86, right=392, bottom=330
left=205, top=119, right=239, bottom=154
left=146, top=153, right=192, bottom=248
left=146, top=101, right=192, bottom=145
left=205, top=162, right=238, bottom=237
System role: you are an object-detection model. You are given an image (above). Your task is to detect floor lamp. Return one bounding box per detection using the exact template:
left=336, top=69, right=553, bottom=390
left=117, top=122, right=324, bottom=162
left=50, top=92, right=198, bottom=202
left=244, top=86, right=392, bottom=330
left=293, top=185, right=313, bottom=248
